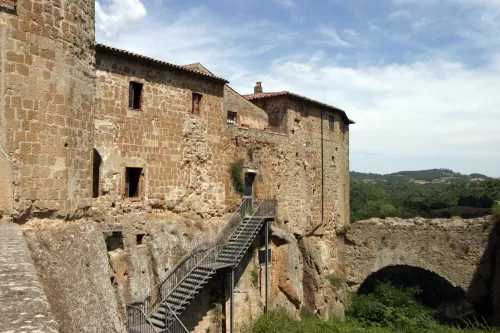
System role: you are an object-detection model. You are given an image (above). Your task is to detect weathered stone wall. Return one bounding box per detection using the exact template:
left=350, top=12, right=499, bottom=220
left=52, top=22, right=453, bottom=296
left=0, top=2, right=352, bottom=329
left=343, top=216, right=497, bottom=306
left=226, top=99, right=350, bottom=235
left=0, top=0, right=96, bottom=220
left=0, top=223, right=59, bottom=332
left=224, top=85, right=268, bottom=129
left=220, top=105, right=350, bottom=320
left=94, top=50, right=226, bottom=218
left=21, top=214, right=230, bottom=333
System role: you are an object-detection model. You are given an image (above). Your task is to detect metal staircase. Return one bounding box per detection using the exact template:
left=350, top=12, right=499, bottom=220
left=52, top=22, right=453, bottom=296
left=126, top=199, right=277, bottom=333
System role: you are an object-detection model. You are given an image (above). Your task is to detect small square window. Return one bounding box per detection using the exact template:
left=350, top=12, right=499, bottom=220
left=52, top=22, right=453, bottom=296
left=125, top=167, right=142, bottom=198
left=136, top=234, right=145, bottom=245
left=329, top=115, right=335, bottom=132
left=129, top=82, right=143, bottom=110
left=192, top=93, right=202, bottom=116
left=227, top=111, right=237, bottom=125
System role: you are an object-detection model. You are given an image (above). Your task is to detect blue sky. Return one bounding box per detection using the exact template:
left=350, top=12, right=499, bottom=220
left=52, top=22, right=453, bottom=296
left=95, top=0, right=500, bottom=177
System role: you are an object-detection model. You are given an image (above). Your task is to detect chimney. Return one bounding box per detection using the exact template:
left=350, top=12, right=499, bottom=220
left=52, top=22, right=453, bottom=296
left=254, top=82, right=263, bottom=94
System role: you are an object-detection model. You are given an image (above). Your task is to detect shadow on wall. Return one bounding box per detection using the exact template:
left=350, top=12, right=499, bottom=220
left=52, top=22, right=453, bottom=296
left=0, top=149, right=14, bottom=219
left=356, top=220, right=500, bottom=324
left=358, top=265, right=467, bottom=310
left=467, top=220, right=500, bottom=323
left=179, top=228, right=264, bottom=332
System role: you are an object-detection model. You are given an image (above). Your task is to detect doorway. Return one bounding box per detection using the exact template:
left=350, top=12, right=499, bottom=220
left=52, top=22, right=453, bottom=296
left=243, top=172, right=256, bottom=215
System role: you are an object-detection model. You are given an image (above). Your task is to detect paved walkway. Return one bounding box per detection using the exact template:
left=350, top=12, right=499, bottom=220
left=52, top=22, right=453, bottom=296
left=0, top=223, right=59, bottom=333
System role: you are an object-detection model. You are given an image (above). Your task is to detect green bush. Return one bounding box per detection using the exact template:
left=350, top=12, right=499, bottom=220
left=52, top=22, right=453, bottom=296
left=327, top=275, right=345, bottom=290
left=348, top=282, right=438, bottom=332
left=493, top=203, right=500, bottom=222
left=244, top=282, right=500, bottom=333
left=230, top=159, right=244, bottom=194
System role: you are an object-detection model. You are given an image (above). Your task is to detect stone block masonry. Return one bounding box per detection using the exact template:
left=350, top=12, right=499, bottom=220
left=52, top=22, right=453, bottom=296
left=1, top=0, right=96, bottom=221
left=0, top=223, right=59, bottom=332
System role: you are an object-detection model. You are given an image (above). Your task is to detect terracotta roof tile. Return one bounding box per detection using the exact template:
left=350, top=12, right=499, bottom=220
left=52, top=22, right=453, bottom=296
left=243, top=91, right=355, bottom=124
left=95, top=44, right=229, bottom=84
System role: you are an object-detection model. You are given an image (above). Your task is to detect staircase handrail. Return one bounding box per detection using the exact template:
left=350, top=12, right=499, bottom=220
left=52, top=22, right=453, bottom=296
left=163, top=302, right=189, bottom=333
left=129, top=199, right=248, bottom=314
left=229, top=200, right=265, bottom=262
left=224, top=199, right=278, bottom=264
left=164, top=245, right=220, bottom=332
left=214, top=199, right=248, bottom=245
left=126, top=304, right=159, bottom=333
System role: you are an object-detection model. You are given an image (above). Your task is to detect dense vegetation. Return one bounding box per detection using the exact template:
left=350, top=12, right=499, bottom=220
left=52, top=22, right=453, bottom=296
left=351, top=169, right=490, bottom=184
left=241, top=282, right=498, bottom=333
left=350, top=173, right=500, bottom=222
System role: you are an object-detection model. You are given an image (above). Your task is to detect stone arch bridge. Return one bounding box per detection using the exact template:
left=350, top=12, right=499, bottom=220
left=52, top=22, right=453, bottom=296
left=343, top=216, right=499, bottom=316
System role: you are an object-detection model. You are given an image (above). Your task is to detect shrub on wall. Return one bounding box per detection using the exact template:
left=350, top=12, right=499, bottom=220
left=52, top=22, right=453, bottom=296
left=231, top=159, right=245, bottom=194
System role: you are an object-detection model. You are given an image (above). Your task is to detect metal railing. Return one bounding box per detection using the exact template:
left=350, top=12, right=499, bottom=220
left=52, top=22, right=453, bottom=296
left=150, top=199, right=248, bottom=312
left=125, top=199, right=277, bottom=333
left=126, top=304, right=159, bottom=333
left=126, top=200, right=249, bottom=332
left=163, top=303, right=189, bottom=333
left=163, top=245, right=223, bottom=333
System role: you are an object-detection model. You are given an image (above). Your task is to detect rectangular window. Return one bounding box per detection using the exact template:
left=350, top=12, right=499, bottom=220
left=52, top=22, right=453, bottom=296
left=125, top=167, right=142, bottom=198
left=192, top=93, right=202, bottom=116
left=129, top=82, right=143, bottom=110
left=227, top=111, right=237, bottom=125
left=0, top=0, right=16, bottom=10
left=329, top=115, right=335, bottom=132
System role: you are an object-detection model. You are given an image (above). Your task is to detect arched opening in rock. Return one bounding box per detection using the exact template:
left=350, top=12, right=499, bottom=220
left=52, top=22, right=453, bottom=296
left=92, top=149, right=102, bottom=198
left=358, top=265, right=469, bottom=319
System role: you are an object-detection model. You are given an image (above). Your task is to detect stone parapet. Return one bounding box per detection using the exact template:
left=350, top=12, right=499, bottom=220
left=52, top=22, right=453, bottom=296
left=0, top=223, right=59, bottom=333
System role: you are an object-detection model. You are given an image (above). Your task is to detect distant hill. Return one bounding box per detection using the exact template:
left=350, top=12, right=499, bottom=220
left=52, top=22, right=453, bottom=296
left=350, top=169, right=490, bottom=184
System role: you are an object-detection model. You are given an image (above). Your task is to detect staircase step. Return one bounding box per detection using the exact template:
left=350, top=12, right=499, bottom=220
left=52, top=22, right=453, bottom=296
left=152, top=312, right=165, bottom=321
left=150, top=317, right=165, bottom=328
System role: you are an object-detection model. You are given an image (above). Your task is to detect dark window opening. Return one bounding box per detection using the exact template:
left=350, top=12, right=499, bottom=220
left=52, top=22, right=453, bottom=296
left=0, top=0, right=16, bottom=11
left=192, top=93, right=202, bottom=115
left=104, top=231, right=124, bottom=252
left=125, top=167, right=142, bottom=198
left=136, top=234, right=145, bottom=245
left=258, top=249, right=272, bottom=265
left=329, top=115, right=335, bottom=132
left=92, top=149, right=102, bottom=198
left=227, top=111, right=237, bottom=125
left=129, top=82, right=143, bottom=110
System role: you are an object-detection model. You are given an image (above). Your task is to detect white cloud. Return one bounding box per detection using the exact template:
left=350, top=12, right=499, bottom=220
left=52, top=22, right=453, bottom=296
left=275, top=0, right=296, bottom=8
left=95, top=0, right=147, bottom=38
left=388, top=10, right=411, bottom=20
left=343, top=28, right=358, bottom=37
left=94, top=0, right=500, bottom=176
left=317, top=25, right=352, bottom=47
left=229, top=58, right=500, bottom=176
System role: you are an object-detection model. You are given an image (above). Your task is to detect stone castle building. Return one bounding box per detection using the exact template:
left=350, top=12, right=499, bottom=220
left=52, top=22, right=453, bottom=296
left=0, top=1, right=353, bottom=332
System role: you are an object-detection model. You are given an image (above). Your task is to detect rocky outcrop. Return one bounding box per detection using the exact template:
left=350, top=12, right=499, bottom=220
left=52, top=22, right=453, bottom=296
left=23, top=220, right=124, bottom=333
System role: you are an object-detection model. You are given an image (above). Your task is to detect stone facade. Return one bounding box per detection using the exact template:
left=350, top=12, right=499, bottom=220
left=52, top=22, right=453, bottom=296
left=0, top=0, right=96, bottom=221
left=0, top=2, right=354, bottom=332
left=93, top=46, right=228, bottom=218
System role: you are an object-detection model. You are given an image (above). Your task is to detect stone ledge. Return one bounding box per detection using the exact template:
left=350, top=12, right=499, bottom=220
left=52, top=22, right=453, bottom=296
left=0, top=223, right=59, bottom=333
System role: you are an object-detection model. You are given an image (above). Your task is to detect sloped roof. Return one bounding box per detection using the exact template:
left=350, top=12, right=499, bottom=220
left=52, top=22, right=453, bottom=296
left=243, top=91, right=355, bottom=124
left=95, top=44, right=229, bottom=84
